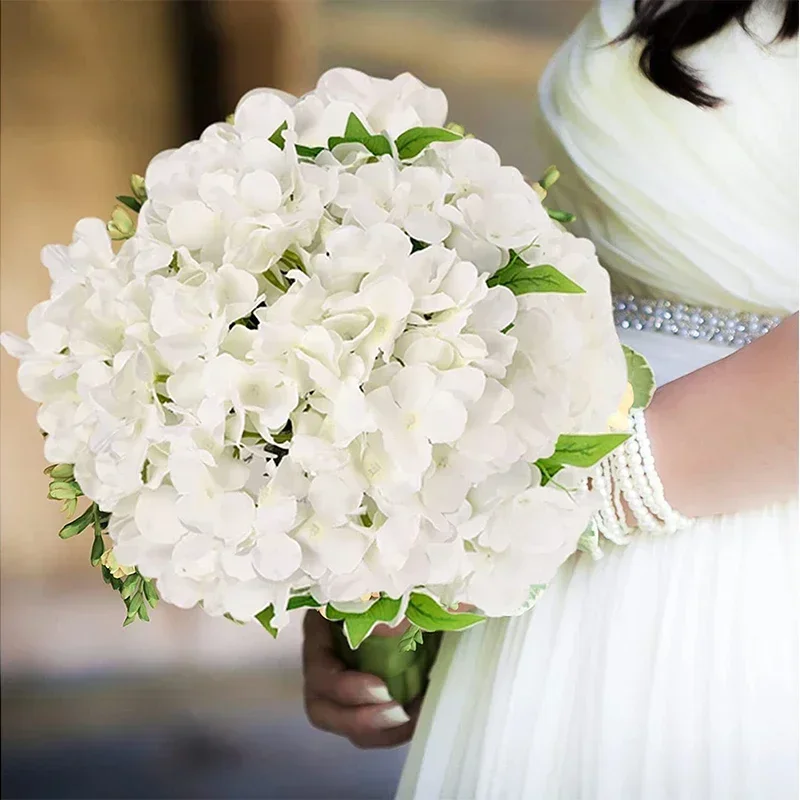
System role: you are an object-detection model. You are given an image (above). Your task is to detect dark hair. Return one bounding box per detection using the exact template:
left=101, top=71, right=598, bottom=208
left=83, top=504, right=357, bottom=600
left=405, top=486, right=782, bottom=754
left=615, top=0, right=798, bottom=107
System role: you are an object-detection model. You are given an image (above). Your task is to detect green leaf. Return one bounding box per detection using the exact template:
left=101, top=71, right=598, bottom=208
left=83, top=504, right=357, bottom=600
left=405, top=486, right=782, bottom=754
left=130, top=174, right=147, bottom=203
left=395, top=126, right=462, bottom=159
left=46, top=463, right=74, bottom=480
left=295, top=144, right=324, bottom=159
left=269, top=121, right=289, bottom=149
left=107, top=206, right=135, bottom=240
left=90, top=534, right=105, bottom=567
left=143, top=579, right=159, bottom=608
left=406, top=593, right=485, bottom=633
left=328, top=133, right=392, bottom=157
left=546, top=432, right=630, bottom=468
left=62, top=498, right=78, bottom=518
left=328, top=114, right=391, bottom=157
left=534, top=457, right=564, bottom=487
left=326, top=596, right=403, bottom=649
left=137, top=603, right=150, bottom=622
left=255, top=605, right=278, bottom=638
left=121, top=576, right=140, bottom=600
left=58, top=505, right=95, bottom=539
left=343, top=112, right=370, bottom=139
left=489, top=263, right=585, bottom=296
left=622, top=345, right=656, bottom=409
left=263, top=269, right=287, bottom=293
left=577, top=521, right=603, bottom=560
left=399, top=624, right=424, bottom=653
left=167, top=251, right=179, bottom=272
left=539, top=165, right=560, bottom=191
left=547, top=208, right=576, bottom=224
left=92, top=503, right=104, bottom=537
left=48, top=481, right=81, bottom=500
left=116, top=195, right=142, bottom=214
left=287, top=594, right=320, bottom=611
left=127, top=593, right=143, bottom=616
left=123, top=614, right=137, bottom=627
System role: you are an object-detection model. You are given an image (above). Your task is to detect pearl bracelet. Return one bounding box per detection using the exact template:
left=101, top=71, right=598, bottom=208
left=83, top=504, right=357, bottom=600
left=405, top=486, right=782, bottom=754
left=592, top=409, right=691, bottom=539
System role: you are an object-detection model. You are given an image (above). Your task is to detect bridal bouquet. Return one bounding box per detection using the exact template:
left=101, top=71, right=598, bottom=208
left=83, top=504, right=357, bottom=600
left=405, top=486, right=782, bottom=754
left=2, top=69, right=652, bottom=703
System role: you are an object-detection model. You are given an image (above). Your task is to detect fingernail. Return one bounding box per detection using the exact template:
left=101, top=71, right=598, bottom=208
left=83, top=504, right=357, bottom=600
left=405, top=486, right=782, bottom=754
left=365, top=685, right=393, bottom=704
left=376, top=704, right=411, bottom=728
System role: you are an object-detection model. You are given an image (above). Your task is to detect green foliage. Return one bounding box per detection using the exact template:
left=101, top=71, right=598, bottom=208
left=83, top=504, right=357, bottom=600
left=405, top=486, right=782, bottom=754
left=287, top=594, right=320, bottom=611
left=623, top=345, right=656, bottom=409
left=326, top=596, right=403, bottom=648
left=546, top=208, right=577, bottom=224
left=116, top=195, right=142, bottom=214
left=269, top=121, right=289, bottom=149
left=534, top=457, right=564, bottom=487
left=405, top=593, right=484, bottom=633
left=539, top=165, right=560, bottom=192
left=577, top=521, right=603, bottom=560
left=487, top=251, right=584, bottom=296
left=543, top=432, right=630, bottom=469
left=107, top=205, right=135, bottom=240
left=328, top=112, right=392, bottom=157
left=255, top=606, right=278, bottom=638
left=47, top=464, right=83, bottom=519
left=129, top=174, right=147, bottom=204
left=46, top=463, right=155, bottom=626
left=115, top=571, right=159, bottom=626
left=45, top=463, right=74, bottom=480
left=58, top=505, right=94, bottom=539
left=399, top=624, right=424, bottom=652
left=295, top=144, right=325, bottom=159
left=395, top=126, right=462, bottom=159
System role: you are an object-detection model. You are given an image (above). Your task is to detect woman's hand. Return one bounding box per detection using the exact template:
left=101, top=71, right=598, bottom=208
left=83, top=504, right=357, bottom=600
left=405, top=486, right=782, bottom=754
left=302, top=610, right=420, bottom=748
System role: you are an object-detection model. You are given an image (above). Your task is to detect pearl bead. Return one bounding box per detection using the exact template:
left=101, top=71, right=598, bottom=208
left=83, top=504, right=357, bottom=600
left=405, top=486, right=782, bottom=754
left=612, top=293, right=783, bottom=348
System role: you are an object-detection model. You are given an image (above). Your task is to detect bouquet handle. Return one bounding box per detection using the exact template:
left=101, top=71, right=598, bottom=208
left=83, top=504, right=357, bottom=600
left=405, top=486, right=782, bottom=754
left=330, top=622, right=442, bottom=707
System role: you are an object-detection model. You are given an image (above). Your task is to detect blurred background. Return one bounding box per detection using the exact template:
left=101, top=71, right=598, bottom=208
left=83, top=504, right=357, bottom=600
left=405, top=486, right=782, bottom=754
left=0, top=1, right=590, bottom=797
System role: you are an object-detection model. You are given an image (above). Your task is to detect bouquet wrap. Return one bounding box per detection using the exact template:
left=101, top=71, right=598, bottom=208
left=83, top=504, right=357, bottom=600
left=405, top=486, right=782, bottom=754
left=331, top=622, right=442, bottom=706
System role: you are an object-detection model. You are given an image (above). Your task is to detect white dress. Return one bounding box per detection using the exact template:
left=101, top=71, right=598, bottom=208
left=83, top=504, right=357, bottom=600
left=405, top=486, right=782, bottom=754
left=397, top=2, right=799, bottom=799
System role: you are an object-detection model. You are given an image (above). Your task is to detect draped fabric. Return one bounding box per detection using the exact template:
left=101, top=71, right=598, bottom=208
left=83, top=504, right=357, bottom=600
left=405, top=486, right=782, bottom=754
left=537, top=0, right=798, bottom=313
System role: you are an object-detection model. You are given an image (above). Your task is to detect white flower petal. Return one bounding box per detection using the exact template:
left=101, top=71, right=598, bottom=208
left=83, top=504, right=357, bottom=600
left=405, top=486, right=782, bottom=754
left=222, top=578, right=278, bottom=621
left=420, top=390, right=467, bottom=444
left=135, top=486, right=187, bottom=544
left=214, top=491, right=256, bottom=543
left=254, top=533, right=302, bottom=581
left=389, top=364, right=436, bottom=412
left=308, top=473, right=362, bottom=525
left=166, top=201, right=218, bottom=251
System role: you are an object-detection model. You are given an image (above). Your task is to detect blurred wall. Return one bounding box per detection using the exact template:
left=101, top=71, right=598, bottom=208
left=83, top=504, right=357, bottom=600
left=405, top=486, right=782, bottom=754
left=1, top=0, right=183, bottom=582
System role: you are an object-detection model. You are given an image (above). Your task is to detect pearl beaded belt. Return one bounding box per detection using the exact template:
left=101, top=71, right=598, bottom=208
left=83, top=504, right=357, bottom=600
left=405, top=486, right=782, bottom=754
left=611, top=293, right=784, bottom=348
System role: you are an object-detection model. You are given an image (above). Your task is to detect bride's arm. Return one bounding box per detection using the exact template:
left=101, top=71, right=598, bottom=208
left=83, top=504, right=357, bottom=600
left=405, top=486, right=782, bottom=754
left=645, top=312, right=798, bottom=518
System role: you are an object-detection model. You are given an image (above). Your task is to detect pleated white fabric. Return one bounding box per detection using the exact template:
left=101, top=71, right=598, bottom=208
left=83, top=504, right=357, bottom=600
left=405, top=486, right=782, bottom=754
left=398, top=497, right=798, bottom=800
left=396, top=1, right=799, bottom=797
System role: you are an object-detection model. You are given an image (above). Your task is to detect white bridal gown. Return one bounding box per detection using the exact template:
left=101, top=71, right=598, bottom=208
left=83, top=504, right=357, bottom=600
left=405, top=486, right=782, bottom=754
left=397, top=2, right=799, bottom=798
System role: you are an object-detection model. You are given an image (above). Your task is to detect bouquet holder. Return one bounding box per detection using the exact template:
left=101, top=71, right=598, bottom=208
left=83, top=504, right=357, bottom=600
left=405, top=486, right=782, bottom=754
left=330, top=622, right=442, bottom=707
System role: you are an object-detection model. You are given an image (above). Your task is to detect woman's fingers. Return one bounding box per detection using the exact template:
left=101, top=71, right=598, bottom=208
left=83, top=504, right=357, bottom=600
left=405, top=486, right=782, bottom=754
left=301, top=609, right=421, bottom=748
left=305, top=696, right=416, bottom=748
